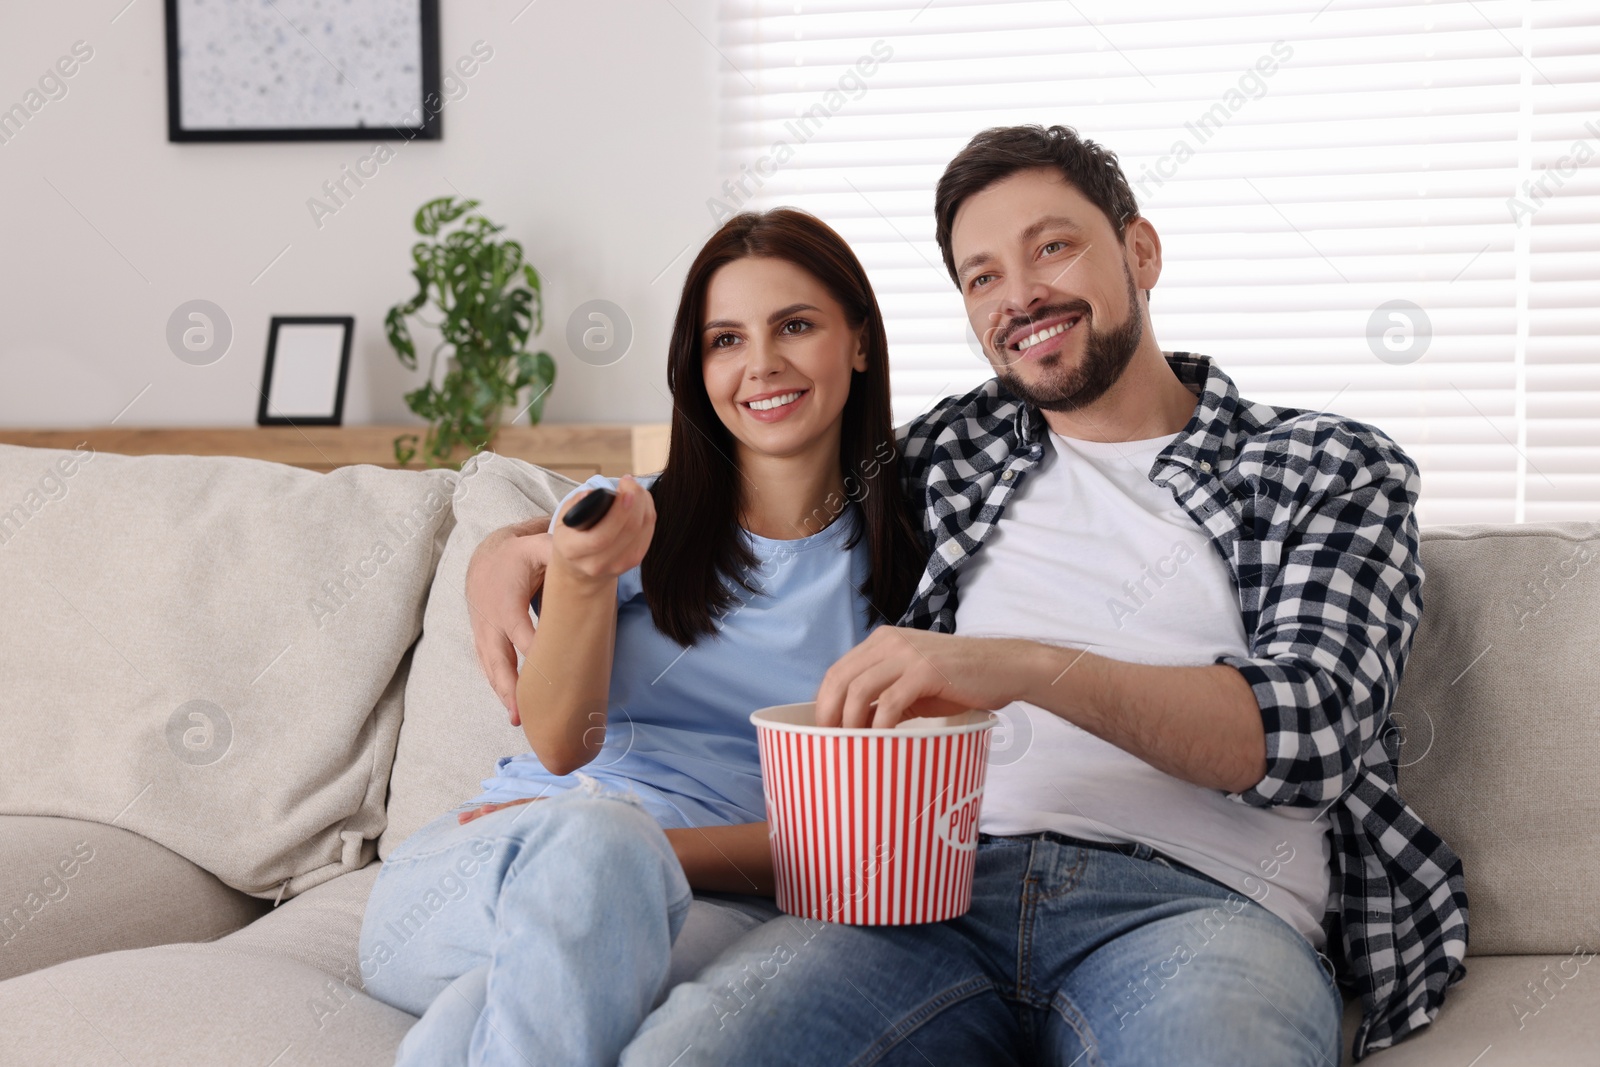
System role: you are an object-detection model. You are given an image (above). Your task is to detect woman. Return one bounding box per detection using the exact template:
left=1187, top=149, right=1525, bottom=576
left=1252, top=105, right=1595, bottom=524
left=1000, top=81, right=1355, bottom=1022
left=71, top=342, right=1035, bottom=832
left=359, top=208, right=926, bottom=1067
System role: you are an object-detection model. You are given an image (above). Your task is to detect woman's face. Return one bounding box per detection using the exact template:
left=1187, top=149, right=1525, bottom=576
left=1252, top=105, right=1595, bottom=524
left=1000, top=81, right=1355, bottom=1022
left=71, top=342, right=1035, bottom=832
left=700, top=256, right=868, bottom=462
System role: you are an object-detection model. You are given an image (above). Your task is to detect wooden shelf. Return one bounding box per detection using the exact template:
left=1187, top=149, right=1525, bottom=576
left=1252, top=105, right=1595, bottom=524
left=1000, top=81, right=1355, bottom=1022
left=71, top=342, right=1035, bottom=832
left=0, top=424, right=671, bottom=480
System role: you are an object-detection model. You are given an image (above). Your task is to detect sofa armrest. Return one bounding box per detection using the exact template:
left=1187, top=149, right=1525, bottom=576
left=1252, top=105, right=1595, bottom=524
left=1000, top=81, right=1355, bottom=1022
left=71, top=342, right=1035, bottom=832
left=0, top=815, right=269, bottom=981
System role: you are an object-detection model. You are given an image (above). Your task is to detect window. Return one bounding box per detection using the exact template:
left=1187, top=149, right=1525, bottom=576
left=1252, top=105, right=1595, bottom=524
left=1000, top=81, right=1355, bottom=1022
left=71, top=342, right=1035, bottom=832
left=717, top=0, right=1600, bottom=523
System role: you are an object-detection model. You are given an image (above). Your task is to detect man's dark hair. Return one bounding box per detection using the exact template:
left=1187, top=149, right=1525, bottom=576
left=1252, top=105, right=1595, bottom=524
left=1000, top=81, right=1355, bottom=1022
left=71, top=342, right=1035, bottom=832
left=934, top=124, right=1140, bottom=286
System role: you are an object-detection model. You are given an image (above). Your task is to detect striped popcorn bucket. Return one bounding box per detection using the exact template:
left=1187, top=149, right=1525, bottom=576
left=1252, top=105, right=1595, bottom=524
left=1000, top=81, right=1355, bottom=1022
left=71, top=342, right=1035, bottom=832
left=751, top=703, right=997, bottom=926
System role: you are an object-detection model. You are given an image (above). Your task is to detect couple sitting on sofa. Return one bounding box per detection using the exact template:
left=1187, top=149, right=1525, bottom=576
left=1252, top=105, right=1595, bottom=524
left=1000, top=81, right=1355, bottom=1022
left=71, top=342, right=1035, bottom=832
left=358, top=123, right=1469, bottom=1066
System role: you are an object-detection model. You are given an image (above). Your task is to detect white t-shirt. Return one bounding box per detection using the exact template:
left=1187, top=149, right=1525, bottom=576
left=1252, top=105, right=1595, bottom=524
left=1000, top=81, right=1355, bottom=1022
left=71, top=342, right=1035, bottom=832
left=955, top=428, right=1332, bottom=945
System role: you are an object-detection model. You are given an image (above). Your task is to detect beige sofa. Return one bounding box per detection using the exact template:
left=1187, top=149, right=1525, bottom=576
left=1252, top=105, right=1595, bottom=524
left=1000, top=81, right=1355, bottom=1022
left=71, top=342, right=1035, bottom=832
left=0, top=441, right=1595, bottom=1065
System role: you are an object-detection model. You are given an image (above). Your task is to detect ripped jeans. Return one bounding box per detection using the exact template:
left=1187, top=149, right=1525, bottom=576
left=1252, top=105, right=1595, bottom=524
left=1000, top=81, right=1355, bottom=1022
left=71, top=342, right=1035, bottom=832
left=359, top=784, right=694, bottom=1067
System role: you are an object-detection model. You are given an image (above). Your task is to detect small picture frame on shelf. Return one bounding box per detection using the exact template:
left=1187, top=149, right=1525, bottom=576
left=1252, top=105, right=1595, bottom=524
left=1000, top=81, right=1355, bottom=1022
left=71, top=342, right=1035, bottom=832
left=258, top=316, right=354, bottom=427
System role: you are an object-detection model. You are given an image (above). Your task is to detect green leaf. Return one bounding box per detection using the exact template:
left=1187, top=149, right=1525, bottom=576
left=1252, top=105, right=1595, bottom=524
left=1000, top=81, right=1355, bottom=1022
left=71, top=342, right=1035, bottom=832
left=402, top=382, right=440, bottom=421
left=385, top=306, right=417, bottom=370
left=501, top=240, right=524, bottom=277
left=522, top=352, right=556, bottom=424
left=504, top=289, right=534, bottom=346
left=522, top=266, right=545, bottom=335
left=510, top=348, right=536, bottom=390
left=414, top=195, right=480, bottom=236
left=401, top=266, right=430, bottom=314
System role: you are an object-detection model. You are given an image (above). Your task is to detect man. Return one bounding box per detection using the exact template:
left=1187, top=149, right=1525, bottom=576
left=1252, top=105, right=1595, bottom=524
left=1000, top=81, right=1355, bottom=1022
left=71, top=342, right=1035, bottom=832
left=474, top=125, right=1467, bottom=1064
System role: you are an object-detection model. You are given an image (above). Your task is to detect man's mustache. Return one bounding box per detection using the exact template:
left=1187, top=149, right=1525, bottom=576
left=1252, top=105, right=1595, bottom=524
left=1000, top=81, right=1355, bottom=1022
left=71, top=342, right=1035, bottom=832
left=990, top=301, right=1094, bottom=351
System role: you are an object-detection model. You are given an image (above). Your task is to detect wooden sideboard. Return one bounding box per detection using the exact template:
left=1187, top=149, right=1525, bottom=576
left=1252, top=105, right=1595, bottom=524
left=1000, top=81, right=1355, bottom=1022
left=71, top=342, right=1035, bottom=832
left=0, top=424, right=671, bottom=480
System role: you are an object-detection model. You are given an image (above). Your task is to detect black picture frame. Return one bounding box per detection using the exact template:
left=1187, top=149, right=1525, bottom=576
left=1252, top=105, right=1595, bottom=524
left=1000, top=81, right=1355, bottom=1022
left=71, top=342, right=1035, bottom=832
left=257, top=317, right=355, bottom=427
left=165, top=0, right=441, bottom=143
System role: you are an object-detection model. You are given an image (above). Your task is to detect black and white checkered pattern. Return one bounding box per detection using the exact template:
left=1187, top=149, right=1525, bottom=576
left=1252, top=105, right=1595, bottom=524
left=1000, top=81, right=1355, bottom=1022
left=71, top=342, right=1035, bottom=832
left=894, top=352, right=1468, bottom=1059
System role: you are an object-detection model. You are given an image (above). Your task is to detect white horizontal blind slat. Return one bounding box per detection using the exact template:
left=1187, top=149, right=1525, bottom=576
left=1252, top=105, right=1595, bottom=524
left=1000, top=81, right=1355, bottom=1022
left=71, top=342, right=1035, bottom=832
left=1526, top=1, right=1600, bottom=520
left=719, top=0, right=1600, bottom=523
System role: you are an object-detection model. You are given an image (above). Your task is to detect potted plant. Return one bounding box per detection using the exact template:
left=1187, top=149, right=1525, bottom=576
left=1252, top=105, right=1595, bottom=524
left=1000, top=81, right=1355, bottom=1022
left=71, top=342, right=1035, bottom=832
left=386, top=196, right=556, bottom=468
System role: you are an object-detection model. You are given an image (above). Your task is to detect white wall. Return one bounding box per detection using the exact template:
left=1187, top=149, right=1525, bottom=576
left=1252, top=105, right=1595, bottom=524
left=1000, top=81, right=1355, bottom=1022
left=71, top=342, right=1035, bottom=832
left=0, top=0, right=722, bottom=428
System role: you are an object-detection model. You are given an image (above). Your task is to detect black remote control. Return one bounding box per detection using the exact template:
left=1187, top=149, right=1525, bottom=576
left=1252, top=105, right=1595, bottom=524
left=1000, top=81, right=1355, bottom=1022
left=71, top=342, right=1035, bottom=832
left=562, top=487, right=617, bottom=530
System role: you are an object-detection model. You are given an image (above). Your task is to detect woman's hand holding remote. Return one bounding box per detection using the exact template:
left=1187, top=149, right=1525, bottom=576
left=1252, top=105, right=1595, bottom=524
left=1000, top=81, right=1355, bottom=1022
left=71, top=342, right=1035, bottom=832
left=550, top=476, right=656, bottom=586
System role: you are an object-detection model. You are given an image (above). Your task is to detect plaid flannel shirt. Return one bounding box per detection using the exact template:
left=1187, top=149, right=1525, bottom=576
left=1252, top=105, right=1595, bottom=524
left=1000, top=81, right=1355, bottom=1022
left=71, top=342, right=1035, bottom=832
left=893, top=351, right=1468, bottom=1059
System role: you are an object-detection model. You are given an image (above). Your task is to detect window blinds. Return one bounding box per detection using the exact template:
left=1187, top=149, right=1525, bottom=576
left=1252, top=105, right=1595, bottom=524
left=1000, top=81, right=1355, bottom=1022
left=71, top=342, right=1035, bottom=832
left=716, top=0, right=1600, bottom=524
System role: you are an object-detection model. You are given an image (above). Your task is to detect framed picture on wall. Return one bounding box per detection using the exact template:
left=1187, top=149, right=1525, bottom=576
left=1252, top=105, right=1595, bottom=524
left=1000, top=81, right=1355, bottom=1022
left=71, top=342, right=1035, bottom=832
left=258, top=317, right=354, bottom=427
left=164, top=0, right=441, bottom=142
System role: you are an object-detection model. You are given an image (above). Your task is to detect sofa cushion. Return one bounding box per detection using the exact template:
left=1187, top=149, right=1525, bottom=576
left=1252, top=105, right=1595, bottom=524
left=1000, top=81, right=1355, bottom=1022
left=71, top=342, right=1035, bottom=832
left=0, top=444, right=456, bottom=899
left=0, top=815, right=267, bottom=982
left=1351, top=955, right=1600, bottom=1064
left=0, top=844, right=780, bottom=1067
left=381, top=451, right=576, bottom=856
left=220, top=861, right=383, bottom=988
left=0, top=865, right=396, bottom=1066
left=1390, top=522, right=1600, bottom=956
left=0, top=942, right=413, bottom=1067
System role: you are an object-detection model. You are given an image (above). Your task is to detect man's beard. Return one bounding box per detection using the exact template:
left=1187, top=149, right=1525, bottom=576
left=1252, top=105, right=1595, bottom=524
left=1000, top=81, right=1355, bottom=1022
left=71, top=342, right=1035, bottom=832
left=992, top=264, right=1143, bottom=413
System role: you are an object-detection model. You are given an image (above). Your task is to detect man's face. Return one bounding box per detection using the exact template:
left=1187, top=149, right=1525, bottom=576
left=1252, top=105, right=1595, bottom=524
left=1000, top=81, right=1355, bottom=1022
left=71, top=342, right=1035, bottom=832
left=950, top=167, right=1148, bottom=412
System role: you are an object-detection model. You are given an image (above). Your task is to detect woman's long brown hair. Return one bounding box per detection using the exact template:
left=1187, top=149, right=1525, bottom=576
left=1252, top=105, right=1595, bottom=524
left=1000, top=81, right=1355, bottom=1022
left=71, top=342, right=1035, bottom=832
left=642, top=208, right=926, bottom=646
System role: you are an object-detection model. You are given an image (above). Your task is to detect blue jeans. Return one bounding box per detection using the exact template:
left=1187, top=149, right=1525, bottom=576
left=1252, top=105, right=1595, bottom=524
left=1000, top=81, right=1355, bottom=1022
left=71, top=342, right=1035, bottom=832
left=621, top=832, right=1343, bottom=1067
left=360, top=786, right=701, bottom=1067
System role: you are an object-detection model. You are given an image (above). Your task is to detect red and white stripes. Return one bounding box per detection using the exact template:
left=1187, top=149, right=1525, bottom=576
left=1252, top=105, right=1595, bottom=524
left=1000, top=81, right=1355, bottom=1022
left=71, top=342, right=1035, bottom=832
left=756, top=711, right=994, bottom=926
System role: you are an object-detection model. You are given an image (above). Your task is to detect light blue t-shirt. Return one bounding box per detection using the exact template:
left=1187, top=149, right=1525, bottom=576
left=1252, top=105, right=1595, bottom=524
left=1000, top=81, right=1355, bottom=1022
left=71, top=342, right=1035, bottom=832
left=472, top=474, right=875, bottom=830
